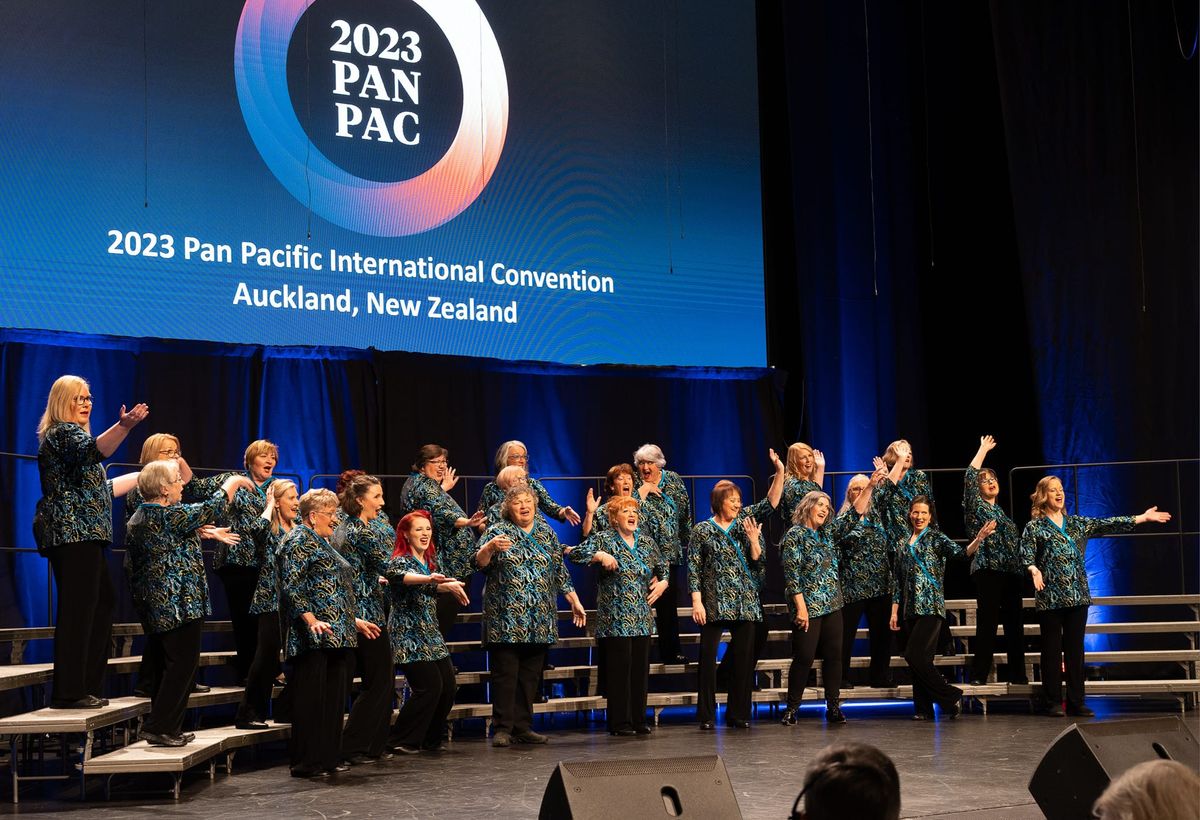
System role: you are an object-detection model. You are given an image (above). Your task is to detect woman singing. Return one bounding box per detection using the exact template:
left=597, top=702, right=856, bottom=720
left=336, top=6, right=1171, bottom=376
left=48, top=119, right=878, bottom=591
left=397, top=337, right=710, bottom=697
left=633, top=444, right=692, bottom=664
left=781, top=442, right=826, bottom=520
left=1020, top=476, right=1170, bottom=716
left=476, top=486, right=586, bottom=747
left=386, top=511, right=469, bottom=754
left=37, top=374, right=147, bottom=709
left=569, top=496, right=668, bottom=735
left=477, top=440, right=581, bottom=526
left=687, top=450, right=785, bottom=729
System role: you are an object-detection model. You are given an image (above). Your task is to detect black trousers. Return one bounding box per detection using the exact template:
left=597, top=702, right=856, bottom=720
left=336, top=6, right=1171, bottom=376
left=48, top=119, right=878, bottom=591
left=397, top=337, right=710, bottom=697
left=653, top=565, right=681, bottom=660
left=840, top=594, right=894, bottom=686
left=216, top=565, right=260, bottom=679
left=1038, top=605, right=1089, bottom=709
left=602, top=636, right=650, bottom=732
left=436, top=592, right=463, bottom=640
left=235, top=610, right=281, bottom=723
left=135, top=626, right=164, bottom=696
left=288, top=648, right=350, bottom=774
left=717, top=608, right=769, bottom=687
left=971, top=569, right=1027, bottom=682
left=46, top=541, right=114, bottom=702
left=786, top=610, right=843, bottom=708
left=489, top=643, right=546, bottom=735
left=341, top=630, right=395, bottom=757
left=697, top=620, right=754, bottom=724
left=390, top=657, right=456, bottom=748
left=904, top=615, right=962, bottom=716
left=143, top=619, right=202, bottom=736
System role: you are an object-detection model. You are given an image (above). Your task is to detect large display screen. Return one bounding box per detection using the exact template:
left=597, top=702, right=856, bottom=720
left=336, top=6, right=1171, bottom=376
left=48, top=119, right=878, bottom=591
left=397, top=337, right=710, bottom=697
left=0, top=1, right=766, bottom=367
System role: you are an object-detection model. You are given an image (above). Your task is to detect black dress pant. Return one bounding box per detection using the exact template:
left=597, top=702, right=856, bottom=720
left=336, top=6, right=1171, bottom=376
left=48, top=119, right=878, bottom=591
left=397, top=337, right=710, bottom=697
left=602, top=636, right=650, bottom=732
left=698, top=620, right=754, bottom=724
left=216, top=565, right=260, bottom=679
left=390, top=657, right=456, bottom=748
left=488, top=643, right=546, bottom=735
left=717, top=607, right=768, bottom=688
left=436, top=592, right=463, bottom=641
left=341, top=630, right=395, bottom=757
left=1038, top=605, right=1089, bottom=709
left=288, top=648, right=350, bottom=774
left=135, top=625, right=164, bottom=696
left=143, top=619, right=202, bottom=736
left=840, top=595, right=894, bottom=686
left=653, top=565, right=682, bottom=660
left=786, top=610, right=843, bottom=708
left=971, top=569, right=1027, bottom=682
left=235, top=610, right=281, bottom=724
left=904, top=615, right=962, bottom=716
left=46, top=541, right=114, bottom=702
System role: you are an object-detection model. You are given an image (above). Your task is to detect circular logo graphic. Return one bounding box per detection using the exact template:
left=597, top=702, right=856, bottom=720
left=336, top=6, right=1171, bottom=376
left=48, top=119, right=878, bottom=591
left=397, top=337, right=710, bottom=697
left=235, top=0, right=508, bottom=237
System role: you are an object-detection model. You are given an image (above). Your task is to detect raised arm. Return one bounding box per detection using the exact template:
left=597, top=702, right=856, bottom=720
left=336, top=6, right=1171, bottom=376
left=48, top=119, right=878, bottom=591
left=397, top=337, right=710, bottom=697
left=813, top=449, right=826, bottom=488
left=765, top=448, right=786, bottom=509
left=969, top=435, right=996, bottom=471
left=95, top=403, right=149, bottom=457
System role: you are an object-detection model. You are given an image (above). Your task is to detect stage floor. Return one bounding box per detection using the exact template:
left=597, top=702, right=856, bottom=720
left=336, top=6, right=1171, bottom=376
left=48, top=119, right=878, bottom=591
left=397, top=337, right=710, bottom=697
left=6, top=701, right=1196, bottom=818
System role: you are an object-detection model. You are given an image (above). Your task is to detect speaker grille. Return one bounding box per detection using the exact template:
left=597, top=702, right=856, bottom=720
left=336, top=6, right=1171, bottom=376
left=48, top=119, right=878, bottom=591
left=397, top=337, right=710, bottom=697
left=562, top=756, right=720, bottom=778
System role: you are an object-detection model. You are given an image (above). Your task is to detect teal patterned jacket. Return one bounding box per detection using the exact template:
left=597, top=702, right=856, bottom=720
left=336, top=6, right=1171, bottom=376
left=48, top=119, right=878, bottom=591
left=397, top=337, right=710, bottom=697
left=211, top=474, right=276, bottom=570
left=781, top=477, right=821, bottom=523
left=570, top=529, right=666, bottom=638
left=37, top=422, right=113, bottom=547
left=686, top=496, right=773, bottom=622
left=1019, top=514, right=1134, bottom=610
left=248, top=523, right=283, bottom=615
left=878, top=469, right=934, bottom=542
left=893, top=527, right=964, bottom=620
left=836, top=506, right=895, bottom=603
left=962, top=467, right=1022, bottom=575
left=632, top=469, right=692, bottom=565
left=280, top=524, right=358, bottom=658
left=385, top=554, right=450, bottom=664
left=399, top=473, right=477, bottom=582
left=779, top=511, right=857, bottom=620
left=479, top=518, right=575, bottom=646
left=125, top=493, right=226, bottom=633
left=332, top=517, right=391, bottom=625
left=477, top=477, right=566, bottom=521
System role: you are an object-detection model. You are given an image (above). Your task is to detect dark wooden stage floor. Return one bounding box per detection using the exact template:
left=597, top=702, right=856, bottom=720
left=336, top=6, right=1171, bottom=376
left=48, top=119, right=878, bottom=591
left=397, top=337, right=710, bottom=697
left=6, top=700, right=1196, bottom=818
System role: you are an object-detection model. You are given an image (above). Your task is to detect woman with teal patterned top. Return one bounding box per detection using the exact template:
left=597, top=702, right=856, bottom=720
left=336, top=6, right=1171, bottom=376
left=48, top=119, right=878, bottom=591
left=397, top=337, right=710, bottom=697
left=126, top=461, right=251, bottom=746
left=877, top=440, right=934, bottom=542
left=781, top=441, right=826, bottom=520
left=385, top=510, right=470, bottom=753
left=476, top=440, right=581, bottom=525
left=482, top=465, right=530, bottom=525
left=688, top=449, right=785, bottom=729
left=581, top=463, right=641, bottom=537
left=335, top=474, right=395, bottom=764
left=837, top=466, right=897, bottom=689
left=37, top=374, right=147, bottom=709
left=963, top=436, right=1028, bottom=686
left=280, top=488, right=374, bottom=778
left=398, top=444, right=484, bottom=638
left=570, top=496, right=669, bottom=735
left=1020, top=476, right=1170, bottom=717
left=633, top=444, right=692, bottom=664
left=476, top=486, right=587, bottom=747
left=888, top=494, right=994, bottom=721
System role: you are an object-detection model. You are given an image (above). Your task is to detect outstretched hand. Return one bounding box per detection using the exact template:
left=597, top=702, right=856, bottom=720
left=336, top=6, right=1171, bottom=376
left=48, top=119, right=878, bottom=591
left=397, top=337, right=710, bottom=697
left=118, top=403, right=150, bottom=430
left=1138, top=506, right=1172, bottom=524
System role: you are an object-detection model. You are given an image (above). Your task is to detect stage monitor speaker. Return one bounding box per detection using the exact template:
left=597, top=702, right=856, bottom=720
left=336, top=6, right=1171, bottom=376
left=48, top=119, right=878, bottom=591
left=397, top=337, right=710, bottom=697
left=1028, top=715, right=1199, bottom=820
left=538, top=754, right=741, bottom=819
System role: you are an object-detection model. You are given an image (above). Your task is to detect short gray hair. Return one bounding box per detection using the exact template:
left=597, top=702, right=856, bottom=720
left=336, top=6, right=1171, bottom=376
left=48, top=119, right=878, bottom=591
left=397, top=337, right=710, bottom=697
left=632, top=444, right=666, bottom=469
left=137, top=459, right=179, bottom=500
left=299, top=488, right=338, bottom=520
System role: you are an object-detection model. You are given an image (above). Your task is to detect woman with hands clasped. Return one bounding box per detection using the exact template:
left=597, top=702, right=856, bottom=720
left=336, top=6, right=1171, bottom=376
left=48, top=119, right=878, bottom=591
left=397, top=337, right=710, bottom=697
left=385, top=510, right=469, bottom=754
left=1020, top=477, right=1170, bottom=717
left=687, top=449, right=786, bottom=730
left=476, top=486, right=587, bottom=747
left=887, top=493, right=995, bottom=721
left=569, top=496, right=669, bottom=736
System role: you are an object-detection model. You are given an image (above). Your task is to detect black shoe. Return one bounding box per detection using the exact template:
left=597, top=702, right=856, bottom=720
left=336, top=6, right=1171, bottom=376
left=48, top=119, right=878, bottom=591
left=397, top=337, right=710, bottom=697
left=912, top=712, right=933, bottom=721
left=634, top=725, right=652, bottom=735
left=869, top=678, right=894, bottom=689
left=132, top=687, right=154, bottom=699
left=192, top=682, right=211, bottom=693
left=49, top=695, right=105, bottom=709
left=93, top=696, right=110, bottom=706
left=672, top=654, right=690, bottom=665
left=780, top=708, right=797, bottom=726
left=699, top=721, right=715, bottom=731
left=512, top=729, right=549, bottom=744
left=1066, top=705, right=1094, bottom=717
left=1009, top=677, right=1030, bottom=685
left=826, top=706, right=846, bottom=724
left=941, top=701, right=962, bottom=720
left=290, top=768, right=328, bottom=778
left=182, top=732, right=196, bottom=742
left=391, top=744, right=421, bottom=754
left=420, top=743, right=448, bottom=753
left=543, top=661, right=555, bottom=671
left=236, top=720, right=269, bottom=730
left=373, top=751, right=396, bottom=760
left=610, top=729, right=636, bottom=737
left=140, top=730, right=187, bottom=747
left=839, top=681, right=854, bottom=690
left=331, top=763, right=351, bottom=773
left=344, top=753, right=376, bottom=765
left=1045, top=703, right=1065, bottom=717
left=969, top=679, right=987, bottom=686
left=728, top=720, right=750, bottom=729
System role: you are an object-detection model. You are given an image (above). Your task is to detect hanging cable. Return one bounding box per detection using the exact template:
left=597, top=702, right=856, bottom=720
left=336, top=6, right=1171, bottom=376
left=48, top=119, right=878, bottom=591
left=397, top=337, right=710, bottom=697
left=662, top=1, right=674, bottom=275
left=862, top=0, right=878, bottom=296
left=479, top=8, right=486, bottom=196
left=672, top=0, right=684, bottom=240
left=1170, top=0, right=1198, bottom=60
left=304, top=1, right=313, bottom=239
left=143, top=0, right=149, bottom=208
left=919, top=0, right=935, bottom=269
left=1126, top=0, right=1147, bottom=312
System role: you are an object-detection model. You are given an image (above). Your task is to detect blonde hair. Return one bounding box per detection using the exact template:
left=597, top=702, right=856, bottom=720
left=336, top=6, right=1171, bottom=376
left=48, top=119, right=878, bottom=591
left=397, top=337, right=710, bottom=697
left=496, top=465, right=528, bottom=491
left=882, top=439, right=911, bottom=469
left=1029, top=475, right=1062, bottom=519
left=606, top=496, right=639, bottom=526
left=298, top=487, right=337, bottom=522
left=786, top=442, right=815, bottom=480
left=269, top=480, right=298, bottom=533
left=1092, top=759, right=1200, bottom=820
left=138, top=433, right=180, bottom=466
left=37, top=375, right=90, bottom=441
left=243, top=439, right=278, bottom=470
left=838, top=474, right=870, bottom=516
left=136, top=459, right=179, bottom=501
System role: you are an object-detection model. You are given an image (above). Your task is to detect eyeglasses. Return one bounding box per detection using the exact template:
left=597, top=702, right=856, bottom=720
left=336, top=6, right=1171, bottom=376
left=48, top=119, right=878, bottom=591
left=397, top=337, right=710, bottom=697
left=426, top=459, right=448, bottom=466
left=73, top=395, right=94, bottom=405
left=158, top=449, right=182, bottom=458
left=311, top=509, right=335, bottom=521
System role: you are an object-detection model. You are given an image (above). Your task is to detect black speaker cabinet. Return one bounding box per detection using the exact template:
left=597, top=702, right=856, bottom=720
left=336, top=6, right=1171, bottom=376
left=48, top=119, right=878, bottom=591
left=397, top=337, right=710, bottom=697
left=1028, top=716, right=1199, bottom=820
left=539, top=754, right=741, bottom=819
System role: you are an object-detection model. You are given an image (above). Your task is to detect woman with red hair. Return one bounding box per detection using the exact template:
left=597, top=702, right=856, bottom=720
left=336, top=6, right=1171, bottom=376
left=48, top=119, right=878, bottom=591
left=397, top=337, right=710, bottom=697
left=384, top=511, right=469, bottom=753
